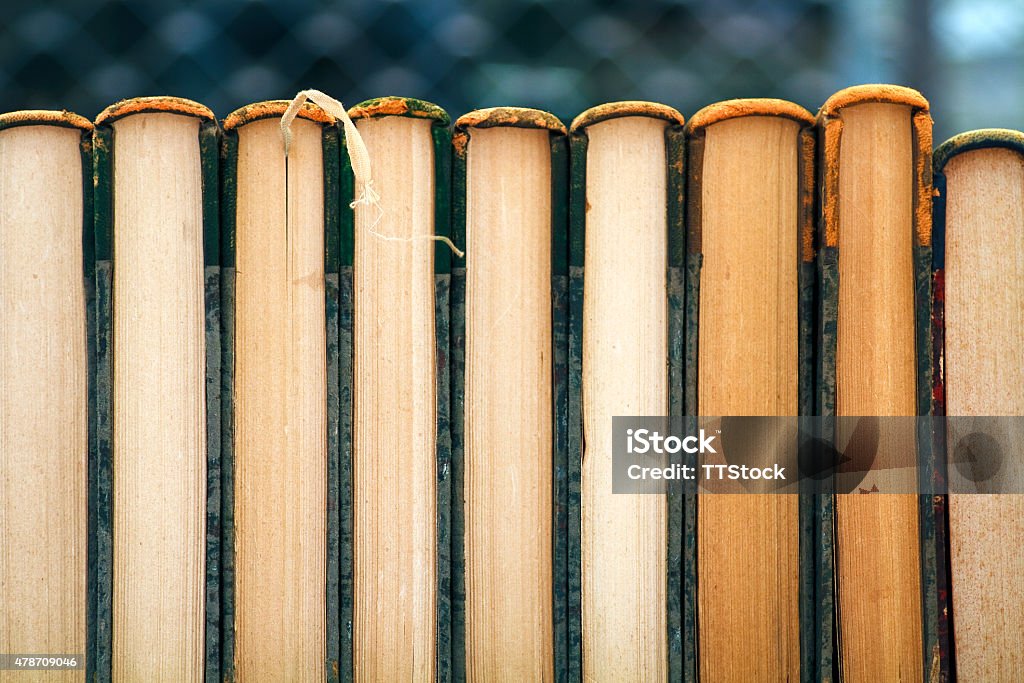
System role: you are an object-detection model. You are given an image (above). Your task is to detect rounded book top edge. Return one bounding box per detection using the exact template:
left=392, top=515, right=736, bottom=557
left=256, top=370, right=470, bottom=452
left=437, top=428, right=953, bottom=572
left=818, top=84, right=929, bottom=119
left=0, top=109, right=93, bottom=132
left=95, top=96, right=215, bottom=126
left=934, top=128, right=1024, bottom=173
left=222, top=100, right=334, bottom=131
left=347, top=97, right=450, bottom=125
left=454, top=107, right=566, bottom=135
left=570, top=100, right=684, bottom=133
left=686, top=98, right=814, bottom=134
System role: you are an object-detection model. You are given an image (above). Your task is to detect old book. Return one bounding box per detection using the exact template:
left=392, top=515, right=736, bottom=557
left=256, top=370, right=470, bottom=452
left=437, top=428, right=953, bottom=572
left=569, top=101, right=685, bottom=681
left=92, top=97, right=220, bottom=681
left=933, top=129, right=1024, bottom=681
left=816, top=84, right=935, bottom=681
left=684, top=99, right=815, bottom=681
left=346, top=97, right=451, bottom=680
left=450, top=107, right=568, bottom=680
left=221, top=100, right=338, bottom=680
left=0, top=111, right=93, bottom=677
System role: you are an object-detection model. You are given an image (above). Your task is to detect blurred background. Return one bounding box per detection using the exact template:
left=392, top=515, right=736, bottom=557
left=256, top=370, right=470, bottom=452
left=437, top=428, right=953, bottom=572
left=0, top=0, right=1019, bottom=141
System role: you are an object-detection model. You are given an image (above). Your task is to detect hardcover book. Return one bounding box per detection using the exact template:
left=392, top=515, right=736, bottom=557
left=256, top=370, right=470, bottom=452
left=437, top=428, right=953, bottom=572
left=569, top=101, right=685, bottom=681
left=93, top=96, right=220, bottom=681
left=933, top=128, right=1024, bottom=681
left=346, top=96, right=453, bottom=681
left=0, top=110, right=93, bottom=680
left=450, top=107, right=569, bottom=681
left=816, top=84, right=936, bottom=681
left=684, top=98, right=816, bottom=682
left=220, top=99, right=337, bottom=681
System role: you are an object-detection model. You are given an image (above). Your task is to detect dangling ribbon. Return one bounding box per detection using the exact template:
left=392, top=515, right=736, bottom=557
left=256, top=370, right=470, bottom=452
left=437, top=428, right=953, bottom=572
left=281, top=89, right=463, bottom=257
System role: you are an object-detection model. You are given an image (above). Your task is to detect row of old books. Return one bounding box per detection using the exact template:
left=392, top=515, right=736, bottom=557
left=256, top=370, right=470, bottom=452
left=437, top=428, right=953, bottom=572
left=1, top=84, right=1021, bottom=682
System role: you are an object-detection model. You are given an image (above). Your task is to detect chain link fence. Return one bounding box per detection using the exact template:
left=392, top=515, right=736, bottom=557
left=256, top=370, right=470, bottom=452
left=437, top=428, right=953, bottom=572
left=0, top=0, right=1020, bottom=139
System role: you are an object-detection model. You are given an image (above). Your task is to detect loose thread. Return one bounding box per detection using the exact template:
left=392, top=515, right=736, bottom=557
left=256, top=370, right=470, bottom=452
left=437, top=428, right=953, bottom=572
left=281, top=89, right=464, bottom=258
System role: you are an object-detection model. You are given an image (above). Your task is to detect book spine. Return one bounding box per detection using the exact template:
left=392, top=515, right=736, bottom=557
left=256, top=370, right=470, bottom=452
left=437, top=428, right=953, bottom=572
left=567, top=130, right=585, bottom=683
left=218, top=127, right=238, bottom=683
left=911, top=110, right=939, bottom=683
left=814, top=243, right=837, bottom=683
left=796, top=126, right=817, bottom=683
left=91, top=123, right=114, bottom=683
left=338, top=120, right=355, bottom=683
left=199, top=118, right=222, bottom=683
left=78, top=126, right=98, bottom=683
left=930, top=159, right=952, bottom=683
left=323, top=124, right=343, bottom=683
left=449, top=138, right=466, bottom=683
left=433, top=120, right=454, bottom=683
left=551, top=131, right=571, bottom=683
left=682, top=126, right=702, bottom=683
left=813, top=112, right=838, bottom=683
left=665, top=123, right=686, bottom=683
